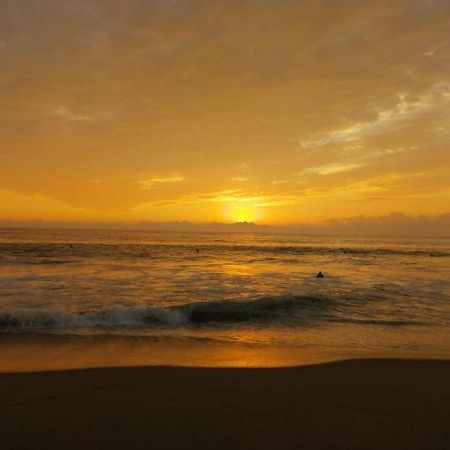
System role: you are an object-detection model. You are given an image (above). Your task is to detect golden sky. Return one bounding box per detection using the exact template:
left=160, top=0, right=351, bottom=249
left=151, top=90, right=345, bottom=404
left=1, top=0, right=449, bottom=224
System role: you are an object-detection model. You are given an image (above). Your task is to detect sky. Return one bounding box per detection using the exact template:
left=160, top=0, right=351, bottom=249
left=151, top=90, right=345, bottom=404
left=1, top=0, right=450, bottom=227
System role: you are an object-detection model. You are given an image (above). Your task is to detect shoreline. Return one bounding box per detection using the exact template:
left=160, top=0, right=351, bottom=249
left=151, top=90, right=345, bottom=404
left=1, top=359, right=449, bottom=449
left=2, top=332, right=450, bottom=372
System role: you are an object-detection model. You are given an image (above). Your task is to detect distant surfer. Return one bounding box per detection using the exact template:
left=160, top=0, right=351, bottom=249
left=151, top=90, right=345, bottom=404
left=316, top=271, right=324, bottom=278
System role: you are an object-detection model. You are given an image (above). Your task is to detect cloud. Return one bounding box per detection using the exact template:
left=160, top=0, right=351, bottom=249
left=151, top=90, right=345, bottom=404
left=300, top=87, right=449, bottom=149
left=299, top=162, right=364, bottom=176
left=139, top=176, right=185, bottom=190
left=51, top=106, right=113, bottom=122
left=51, top=107, right=95, bottom=122
left=132, top=189, right=296, bottom=211
left=297, top=147, right=406, bottom=179
left=321, top=212, right=450, bottom=236
left=2, top=212, right=450, bottom=237
left=0, top=189, right=97, bottom=221
left=1, top=0, right=450, bottom=224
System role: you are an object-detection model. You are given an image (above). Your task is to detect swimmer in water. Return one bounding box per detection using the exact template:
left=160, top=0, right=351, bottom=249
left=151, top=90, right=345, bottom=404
left=316, top=271, right=324, bottom=278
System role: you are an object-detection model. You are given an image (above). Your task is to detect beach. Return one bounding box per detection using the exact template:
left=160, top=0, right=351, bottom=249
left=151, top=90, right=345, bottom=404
left=1, top=230, right=450, bottom=449
left=1, top=358, right=449, bottom=450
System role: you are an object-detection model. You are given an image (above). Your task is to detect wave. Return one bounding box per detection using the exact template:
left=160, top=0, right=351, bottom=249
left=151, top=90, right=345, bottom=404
left=181, top=295, right=328, bottom=323
left=247, top=245, right=450, bottom=258
left=0, top=295, right=329, bottom=332
left=327, top=318, right=427, bottom=327
left=1, top=243, right=449, bottom=261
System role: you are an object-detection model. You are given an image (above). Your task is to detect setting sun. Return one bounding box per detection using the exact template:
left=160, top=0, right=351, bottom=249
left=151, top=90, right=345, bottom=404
left=224, top=201, right=263, bottom=223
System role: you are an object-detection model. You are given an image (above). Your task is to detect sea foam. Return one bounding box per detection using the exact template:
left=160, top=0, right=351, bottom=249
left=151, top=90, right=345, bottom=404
left=0, top=295, right=328, bottom=332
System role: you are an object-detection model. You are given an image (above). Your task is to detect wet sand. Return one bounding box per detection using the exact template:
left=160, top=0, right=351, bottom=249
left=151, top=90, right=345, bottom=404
left=1, top=359, right=449, bottom=450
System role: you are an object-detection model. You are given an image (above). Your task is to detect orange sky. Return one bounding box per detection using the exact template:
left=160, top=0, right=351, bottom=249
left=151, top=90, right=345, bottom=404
left=1, top=0, right=449, bottom=225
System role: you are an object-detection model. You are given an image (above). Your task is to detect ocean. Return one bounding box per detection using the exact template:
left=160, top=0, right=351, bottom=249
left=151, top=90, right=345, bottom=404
left=1, top=228, right=449, bottom=369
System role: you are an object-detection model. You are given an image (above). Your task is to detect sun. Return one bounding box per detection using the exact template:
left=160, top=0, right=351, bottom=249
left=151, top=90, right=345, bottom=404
left=233, top=206, right=254, bottom=222
left=224, top=201, right=263, bottom=223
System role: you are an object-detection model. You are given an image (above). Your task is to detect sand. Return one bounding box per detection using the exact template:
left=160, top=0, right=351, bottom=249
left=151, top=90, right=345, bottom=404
left=0, top=359, right=449, bottom=450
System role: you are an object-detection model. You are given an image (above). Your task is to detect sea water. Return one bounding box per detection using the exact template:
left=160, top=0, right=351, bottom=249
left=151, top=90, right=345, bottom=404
left=1, top=228, right=449, bottom=369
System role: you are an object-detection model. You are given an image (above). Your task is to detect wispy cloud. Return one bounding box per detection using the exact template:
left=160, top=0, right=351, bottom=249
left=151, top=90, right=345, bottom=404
left=231, top=176, right=250, bottom=182
left=133, top=189, right=296, bottom=210
left=300, top=88, right=448, bottom=149
left=51, top=106, right=112, bottom=122
left=139, top=176, right=185, bottom=190
left=298, top=146, right=407, bottom=179
left=299, top=162, right=363, bottom=176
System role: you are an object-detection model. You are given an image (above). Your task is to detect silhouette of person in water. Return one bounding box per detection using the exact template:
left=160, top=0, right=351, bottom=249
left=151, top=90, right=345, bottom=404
left=316, top=271, right=324, bottom=278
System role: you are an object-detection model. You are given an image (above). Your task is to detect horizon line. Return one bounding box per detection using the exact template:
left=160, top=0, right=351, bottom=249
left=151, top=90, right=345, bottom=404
left=1, top=212, right=450, bottom=237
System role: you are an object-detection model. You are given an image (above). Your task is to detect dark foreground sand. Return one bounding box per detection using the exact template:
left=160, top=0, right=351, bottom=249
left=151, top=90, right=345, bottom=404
left=1, top=359, right=449, bottom=450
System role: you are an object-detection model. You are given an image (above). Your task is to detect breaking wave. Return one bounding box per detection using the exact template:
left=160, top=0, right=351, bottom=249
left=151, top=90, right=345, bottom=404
left=0, top=295, right=329, bottom=332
